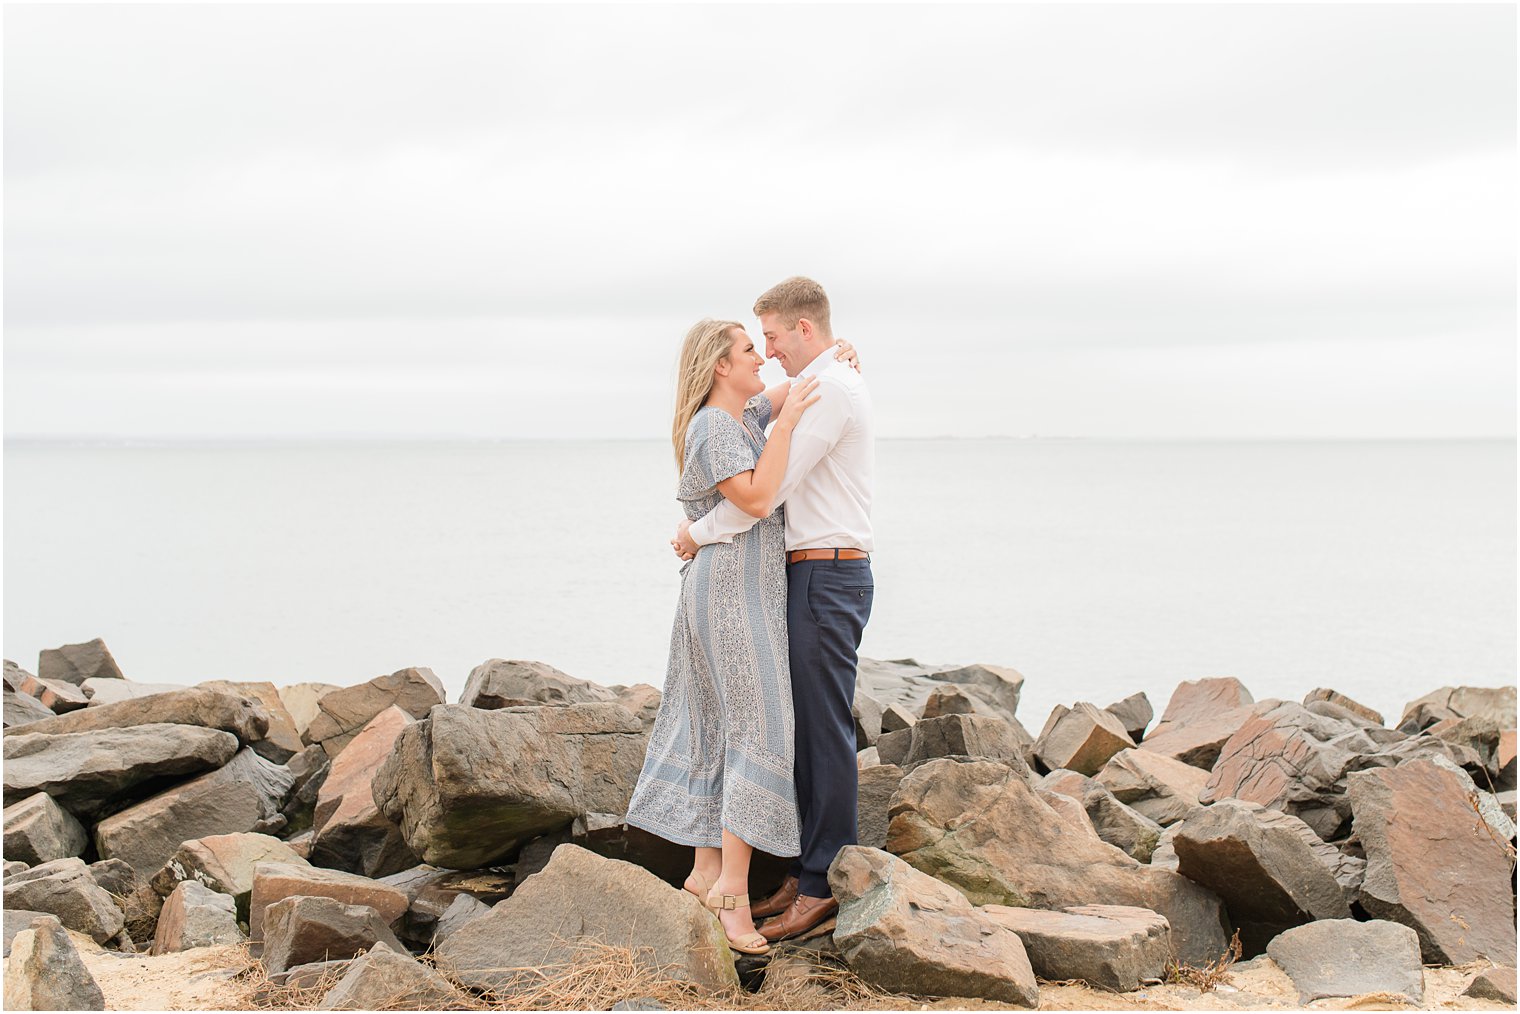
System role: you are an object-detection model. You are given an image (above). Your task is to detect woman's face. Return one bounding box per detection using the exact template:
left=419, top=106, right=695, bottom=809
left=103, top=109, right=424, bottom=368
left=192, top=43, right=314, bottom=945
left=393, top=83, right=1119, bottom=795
left=721, top=328, right=766, bottom=398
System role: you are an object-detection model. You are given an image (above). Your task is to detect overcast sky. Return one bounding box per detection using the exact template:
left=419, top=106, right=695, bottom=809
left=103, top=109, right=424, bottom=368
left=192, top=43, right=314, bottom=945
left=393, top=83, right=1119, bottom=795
left=4, top=3, right=1515, bottom=440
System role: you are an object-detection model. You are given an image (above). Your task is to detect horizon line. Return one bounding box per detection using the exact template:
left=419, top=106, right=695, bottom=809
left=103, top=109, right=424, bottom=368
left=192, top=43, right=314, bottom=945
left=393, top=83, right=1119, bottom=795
left=5, top=434, right=1517, bottom=447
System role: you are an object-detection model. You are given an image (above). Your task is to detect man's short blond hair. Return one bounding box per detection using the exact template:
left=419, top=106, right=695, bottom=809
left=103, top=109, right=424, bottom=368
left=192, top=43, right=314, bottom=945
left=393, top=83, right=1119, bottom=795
left=753, top=276, right=831, bottom=336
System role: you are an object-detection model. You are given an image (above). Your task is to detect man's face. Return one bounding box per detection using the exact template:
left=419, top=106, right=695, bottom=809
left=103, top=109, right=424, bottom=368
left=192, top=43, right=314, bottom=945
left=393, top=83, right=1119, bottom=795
left=759, top=312, right=808, bottom=378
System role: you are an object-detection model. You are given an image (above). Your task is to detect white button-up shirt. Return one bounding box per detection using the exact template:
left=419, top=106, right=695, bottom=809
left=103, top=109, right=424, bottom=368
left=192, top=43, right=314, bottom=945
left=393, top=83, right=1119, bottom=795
left=688, top=344, right=875, bottom=552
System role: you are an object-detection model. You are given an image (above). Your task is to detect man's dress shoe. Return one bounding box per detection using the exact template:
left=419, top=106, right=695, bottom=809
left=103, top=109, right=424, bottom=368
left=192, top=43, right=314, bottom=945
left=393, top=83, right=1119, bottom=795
left=750, top=874, right=799, bottom=920
left=758, top=893, right=839, bottom=942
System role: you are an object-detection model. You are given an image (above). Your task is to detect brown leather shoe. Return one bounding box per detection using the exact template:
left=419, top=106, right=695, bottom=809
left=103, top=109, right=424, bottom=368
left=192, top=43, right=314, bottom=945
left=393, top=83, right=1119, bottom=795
left=758, top=893, right=838, bottom=942
left=750, top=875, right=799, bottom=919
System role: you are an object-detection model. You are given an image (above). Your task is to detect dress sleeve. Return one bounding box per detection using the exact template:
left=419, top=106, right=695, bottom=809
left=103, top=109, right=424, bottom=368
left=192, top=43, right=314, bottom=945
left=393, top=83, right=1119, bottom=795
left=677, top=410, right=756, bottom=500
left=744, top=392, right=773, bottom=432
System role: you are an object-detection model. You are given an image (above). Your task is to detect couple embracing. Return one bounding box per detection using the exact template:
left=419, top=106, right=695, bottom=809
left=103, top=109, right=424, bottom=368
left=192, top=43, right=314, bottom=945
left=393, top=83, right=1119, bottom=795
left=624, top=276, right=875, bottom=957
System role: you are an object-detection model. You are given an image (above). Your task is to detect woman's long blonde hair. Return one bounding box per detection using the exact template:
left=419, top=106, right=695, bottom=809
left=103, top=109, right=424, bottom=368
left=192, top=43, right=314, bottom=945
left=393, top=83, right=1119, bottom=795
left=672, top=318, right=745, bottom=470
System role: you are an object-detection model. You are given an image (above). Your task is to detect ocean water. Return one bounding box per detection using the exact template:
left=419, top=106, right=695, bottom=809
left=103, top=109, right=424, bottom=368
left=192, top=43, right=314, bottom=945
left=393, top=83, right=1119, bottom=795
left=3, top=439, right=1514, bottom=728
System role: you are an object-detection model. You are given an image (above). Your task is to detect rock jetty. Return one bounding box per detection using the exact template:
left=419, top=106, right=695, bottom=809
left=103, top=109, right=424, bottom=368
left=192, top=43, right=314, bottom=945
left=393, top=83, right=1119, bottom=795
left=2, top=638, right=1514, bottom=1010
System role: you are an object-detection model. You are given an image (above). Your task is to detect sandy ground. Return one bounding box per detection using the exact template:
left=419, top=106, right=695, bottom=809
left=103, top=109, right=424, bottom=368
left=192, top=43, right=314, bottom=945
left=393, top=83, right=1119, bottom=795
left=70, top=936, right=1513, bottom=1012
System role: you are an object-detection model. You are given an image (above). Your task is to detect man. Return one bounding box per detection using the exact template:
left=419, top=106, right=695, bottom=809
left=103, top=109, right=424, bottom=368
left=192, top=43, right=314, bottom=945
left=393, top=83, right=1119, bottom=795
left=675, top=275, right=875, bottom=941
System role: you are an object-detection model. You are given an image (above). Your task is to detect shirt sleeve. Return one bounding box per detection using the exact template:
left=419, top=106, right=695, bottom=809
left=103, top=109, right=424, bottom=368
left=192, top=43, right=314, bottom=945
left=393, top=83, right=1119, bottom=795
left=744, top=392, right=773, bottom=432
left=688, top=379, right=852, bottom=547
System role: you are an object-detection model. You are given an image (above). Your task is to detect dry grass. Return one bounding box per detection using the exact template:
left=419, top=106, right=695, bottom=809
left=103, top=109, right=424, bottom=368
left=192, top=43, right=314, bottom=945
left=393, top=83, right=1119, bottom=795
left=226, top=939, right=910, bottom=1012
left=1161, top=930, right=1242, bottom=992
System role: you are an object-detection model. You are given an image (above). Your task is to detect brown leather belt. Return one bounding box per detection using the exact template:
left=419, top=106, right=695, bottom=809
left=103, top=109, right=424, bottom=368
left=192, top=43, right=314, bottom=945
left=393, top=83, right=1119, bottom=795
left=787, top=548, right=870, bottom=565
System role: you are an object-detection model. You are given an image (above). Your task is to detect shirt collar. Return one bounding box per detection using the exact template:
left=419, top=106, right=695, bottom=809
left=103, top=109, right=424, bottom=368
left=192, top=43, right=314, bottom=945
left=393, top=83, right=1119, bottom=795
left=797, top=345, right=837, bottom=379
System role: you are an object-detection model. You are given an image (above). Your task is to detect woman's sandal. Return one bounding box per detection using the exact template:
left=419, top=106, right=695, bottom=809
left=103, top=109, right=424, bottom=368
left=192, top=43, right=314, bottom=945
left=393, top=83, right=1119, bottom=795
left=706, top=889, right=771, bottom=956
left=683, top=869, right=716, bottom=904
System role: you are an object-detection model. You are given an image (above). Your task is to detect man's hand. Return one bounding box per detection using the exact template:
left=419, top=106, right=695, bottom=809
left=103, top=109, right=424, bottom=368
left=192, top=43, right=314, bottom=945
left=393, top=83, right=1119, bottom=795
left=672, top=518, right=698, bottom=561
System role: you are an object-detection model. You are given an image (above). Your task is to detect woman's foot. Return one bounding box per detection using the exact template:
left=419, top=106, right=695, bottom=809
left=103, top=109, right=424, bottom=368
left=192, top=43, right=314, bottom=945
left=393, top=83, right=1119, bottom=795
left=684, top=866, right=719, bottom=904
left=706, top=882, right=769, bottom=956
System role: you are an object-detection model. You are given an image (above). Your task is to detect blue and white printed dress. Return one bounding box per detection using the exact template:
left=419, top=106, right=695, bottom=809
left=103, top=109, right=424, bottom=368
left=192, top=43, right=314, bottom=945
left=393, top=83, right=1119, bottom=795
left=624, top=393, right=801, bottom=857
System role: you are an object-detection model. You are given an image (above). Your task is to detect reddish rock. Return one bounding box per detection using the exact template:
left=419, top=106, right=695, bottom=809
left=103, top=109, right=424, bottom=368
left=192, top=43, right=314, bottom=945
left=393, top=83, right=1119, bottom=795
left=248, top=861, right=407, bottom=941
left=1033, top=703, right=1134, bottom=776
left=1137, top=704, right=1259, bottom=770
left=1397, top=685, right=1517, bottom=734
left=150, top=832, right=308, bottom=919
left=278, top=683, right=344, bottom=737
left=1150, top=678, right=1254, bottom=739
left=1094, top=749, right=1209, bottom=826
left=1302, top=688, right=1383, bottom=726
left=1104, top=693, right=1153, bottom=743
left=310, top=706, right=419, bottom=878
left=198, top=680, right=303, bottom=761
left=1349, top=759, right=1515, bottom=965
left=305, top=667, right=445, bottom=758
left=921, top=685, right=976, bottom=719
left=12, top=673, right=89, bottom=713
left=37, top=638, right=124, bottom=686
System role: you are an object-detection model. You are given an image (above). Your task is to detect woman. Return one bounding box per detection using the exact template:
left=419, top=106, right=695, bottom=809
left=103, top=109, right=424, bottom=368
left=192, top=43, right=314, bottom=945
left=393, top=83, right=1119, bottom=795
left=624, top=318, right=857, bottom=956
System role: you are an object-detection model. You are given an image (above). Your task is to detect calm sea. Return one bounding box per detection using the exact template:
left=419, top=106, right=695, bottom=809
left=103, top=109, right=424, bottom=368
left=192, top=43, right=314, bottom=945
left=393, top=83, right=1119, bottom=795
left=3, top=439, right=1514, bottom=728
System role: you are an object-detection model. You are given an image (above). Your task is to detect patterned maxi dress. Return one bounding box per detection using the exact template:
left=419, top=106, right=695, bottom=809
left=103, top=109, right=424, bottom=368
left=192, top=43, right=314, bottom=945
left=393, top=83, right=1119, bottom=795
left=624, top=394, right=801, bottom=857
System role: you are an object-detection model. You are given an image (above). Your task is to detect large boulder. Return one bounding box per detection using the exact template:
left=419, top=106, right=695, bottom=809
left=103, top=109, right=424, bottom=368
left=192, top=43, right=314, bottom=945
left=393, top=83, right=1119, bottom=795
left=373, top=702, right=646, bottom=868
left=94, top=747, right=294, bottom=875
left=309, top=707, right=419, bottom=878
left=856, top=763, right=905, bottom=850
left=856, top=658, right=1024, bottom=722
left=1040, top=770, right=1161, bottom=861
left=852, top=688, right=884, bottom=748
left=3, top=724, right=239, bottom=817
left=879, top=713, right=1031, bottom=774
left=2, top=915, right=105, bottom=1011
left=37, top=638, right=124, bottom=686
left=3, top=688, right=55, bottom=730
left=1303, top=688, right=1384, bottom=726
left=1138, top=703, right=1263, bottom=770
left=435, top=845, right=737, bottom=993
left=1150, top=677, right=1254, bottom=739
left=151, top=880, right=242, bottom=953
left=1094, top=749, right=1209, bottom=826
left=980, top=904, right=1172, bottom=992
left=1, top=858, right=125, bottom=943
left=886, top=758, right=1229, bottom=965
left=150, top=832, right=308, bottom=923
left=1033, top=703, right=1134, bottom=775
left=248, top=861, right=408, bottom=941
left=13, top=687, right=270, bottom=744
left=1200, top=701, right=1379, bottom=839
left=1169, top=799, right=1351, bottom=955
left=261, top=895, right=405, bottom=974
left=1348, top=758, right=1516, bottom=965
left=829, top=845, right=1038, bottom=1007
left=1397, top=685, right=1517, bottom=734
left=1265, top=919, right=1424, bottom=1006
left=3, top=793, right=88, bottom=865
left=304, top=667, right=445, bottom=757
left=316, top=943, right=465, bottom=1010
left=460, top=659, right=618, bottom=710
left=198, top=680, right=304, bottom=761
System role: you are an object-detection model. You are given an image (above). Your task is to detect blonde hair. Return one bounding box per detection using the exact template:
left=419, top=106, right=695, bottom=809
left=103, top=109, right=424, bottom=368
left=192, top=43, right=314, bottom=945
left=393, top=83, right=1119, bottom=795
left=753, top=276, right=831, bottom=336
left=672, top=318, right=745, bottom=470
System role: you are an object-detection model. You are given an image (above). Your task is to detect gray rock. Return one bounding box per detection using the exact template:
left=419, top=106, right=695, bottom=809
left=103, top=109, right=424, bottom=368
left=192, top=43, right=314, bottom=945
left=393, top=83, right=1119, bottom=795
left=38, top=638, right=124, bottom=685
left=880, top=701, right=917, bottom=734
left=1170, top=799, right=1352, bottom=954
left=1349, top=758, right=1515, bottom=964
left=1, top=857, right=125, bottom=943
left=4, top=861, right=29, bottom=878
left=852, top=687, right=884, bottom=749
left=248, top=861, right=408, bottom=941
left=981, top=903, right=1172, bottom=992
left=855, top=746, right=880, bottom=769
left=1266, top=919, right=1424, bottom=1005
left=3, top=724, right=239, bottom=817
left=887, top=758, right=1229, bottom=966
left=149, top=831, right=308, bottom=923
left=87, top=857, right=140, bottom=898
left=304, top=667, right=445, bottom=758
left=2, top=914, right=106, bottom=1010
left=434, top=845, right=737, bottom=993
left=3, top=793, right=88, bottom=864
left=606, top=683, right=661, bottom=730
left=317, top=943, right=465, bottom=1010
left=3, top=909, right=48, bottom=958
left=279, top=744, right=331, bottom=837
left=261, top=895, right=406, bottom=974
left=3, top=688, right=55, bottom=730
left=151, top=880, right=242, bottom=953
left=1094, top=748, right=1209, bottom=826
left=373, top=703, right=646, bottom=868
left=94, top=747, right=294, bottom=876
left=829, top=845, right=1038, bottom=1007
left=855, top=658, right=1024, bottom=722
left=1303, top=688, right=1384, bottom=726
left=14, top=687, right=270, bottom=744
left=1463, top=966, right=1517, bottom=1003
left=1082, top=786, right=1163, bottom=862
left=197, top=679, right=304, bottom=761
left=9, top=671, right=90, bottom=713
left=856, top=763, right=904, bottom=850
left=431, top=893, right=490, bottom=945
left=920, top=684, right=975, bottom=719
left=1397, top=685, right=1517, bottom=734
left=1104, top=692, right=1153, bottom=743
left=460, top=659, right=617, bottom=710
left=1034, top=703, right=1135, bottom=775
left=894, top=713, right=1033, bottom=775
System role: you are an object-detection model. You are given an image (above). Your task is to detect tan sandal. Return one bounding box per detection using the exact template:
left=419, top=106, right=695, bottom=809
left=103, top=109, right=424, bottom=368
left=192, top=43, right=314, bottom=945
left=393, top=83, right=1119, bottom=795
left=683, top=869, right=716, bottom=904
left=706, top=889, right=771, bottom=956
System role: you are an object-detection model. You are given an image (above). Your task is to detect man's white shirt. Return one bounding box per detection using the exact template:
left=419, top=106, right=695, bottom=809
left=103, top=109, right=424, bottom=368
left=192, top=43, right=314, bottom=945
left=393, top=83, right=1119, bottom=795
left=688, top=345, right=875, bottom=551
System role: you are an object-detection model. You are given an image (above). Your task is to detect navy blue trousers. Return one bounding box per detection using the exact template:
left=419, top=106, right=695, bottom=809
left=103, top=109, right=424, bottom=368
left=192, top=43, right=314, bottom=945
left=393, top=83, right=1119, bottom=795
left=786, top=556, right=874, bottom=898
